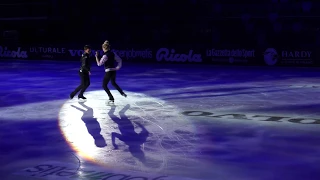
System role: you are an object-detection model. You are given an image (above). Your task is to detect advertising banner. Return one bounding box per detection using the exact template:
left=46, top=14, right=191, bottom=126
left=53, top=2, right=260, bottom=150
left=154, top=47, right=204, bottom=63
left=262, top=48, right=316, bottom=67
left=0, top=44, right=155, bottom=62
left=67, top=47, right=154, bottom=62
left=27, top=46, right=68, bottom=60
left=206, top=48, right=257, bottom=65
left=0, top=45, right=29, bottom=60
left=0, top=43, right=319, bottom=68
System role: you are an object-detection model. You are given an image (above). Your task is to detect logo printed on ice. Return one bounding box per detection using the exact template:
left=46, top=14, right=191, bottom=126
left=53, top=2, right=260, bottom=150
left=13, top=161, right=200, bottom=180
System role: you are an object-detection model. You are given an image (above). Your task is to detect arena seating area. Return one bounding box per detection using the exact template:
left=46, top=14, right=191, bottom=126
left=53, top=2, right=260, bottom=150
left=0, top=1, right=319, bottom=46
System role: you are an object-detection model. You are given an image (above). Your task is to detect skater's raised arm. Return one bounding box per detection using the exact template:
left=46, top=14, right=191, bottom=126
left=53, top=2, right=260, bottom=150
left=95, top=51, right=108, bottom=66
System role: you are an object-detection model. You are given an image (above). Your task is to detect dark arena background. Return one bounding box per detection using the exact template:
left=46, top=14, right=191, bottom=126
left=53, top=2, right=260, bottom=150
left=1, top=1, right=320, bottom=180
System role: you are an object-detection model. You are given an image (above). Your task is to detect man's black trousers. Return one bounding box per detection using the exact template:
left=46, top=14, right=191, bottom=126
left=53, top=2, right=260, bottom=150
left=72, top=71, right=90, bottom=97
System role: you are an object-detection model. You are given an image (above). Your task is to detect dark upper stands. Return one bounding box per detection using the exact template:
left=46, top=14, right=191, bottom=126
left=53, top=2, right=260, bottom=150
left=0, top=0, right=318, bottom=47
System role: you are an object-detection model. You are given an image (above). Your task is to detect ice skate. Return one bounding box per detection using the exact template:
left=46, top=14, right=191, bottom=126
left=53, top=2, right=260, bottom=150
left=69, top=93, right=75, bottom=99
left=78, top=96, right=87, bottom=102
left=106, top=100, right=115, bottom=105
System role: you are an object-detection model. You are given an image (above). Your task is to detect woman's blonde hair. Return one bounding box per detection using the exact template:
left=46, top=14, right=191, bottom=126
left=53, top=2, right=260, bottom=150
left=102, top=40, right=110, bottom=50
left=102, top=43, right=110, bottom=50
left=103, top=40, right=110, bottom=45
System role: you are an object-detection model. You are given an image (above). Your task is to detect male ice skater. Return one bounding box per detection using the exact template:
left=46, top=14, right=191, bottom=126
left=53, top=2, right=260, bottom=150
left=95, top=43, right=126, bottom=103
left=70, top=45, right=91, bottom=100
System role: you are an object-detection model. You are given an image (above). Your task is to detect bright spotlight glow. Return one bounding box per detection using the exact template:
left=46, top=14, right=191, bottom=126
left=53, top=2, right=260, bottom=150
left=58, top=90, right=197, bottom=173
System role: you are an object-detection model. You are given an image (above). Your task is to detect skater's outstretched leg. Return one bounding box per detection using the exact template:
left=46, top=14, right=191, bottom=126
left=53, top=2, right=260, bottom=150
left=110, top=71, right=126, bottom=97
left=70, top=71, right=86, bottom=99
left=78, top=73, right=90, bottom=99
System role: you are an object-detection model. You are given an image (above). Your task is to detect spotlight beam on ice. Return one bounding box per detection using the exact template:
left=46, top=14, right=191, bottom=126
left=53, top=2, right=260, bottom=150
left=58, top=90, right=201, bottom=176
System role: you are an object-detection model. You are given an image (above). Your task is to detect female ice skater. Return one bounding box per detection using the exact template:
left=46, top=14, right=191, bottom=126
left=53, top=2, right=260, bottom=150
left=95, top=43, right=127, bottom=103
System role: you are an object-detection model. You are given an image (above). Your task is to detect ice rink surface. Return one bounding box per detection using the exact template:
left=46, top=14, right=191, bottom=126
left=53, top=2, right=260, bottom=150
left=0, top=60, right=320, bottom=180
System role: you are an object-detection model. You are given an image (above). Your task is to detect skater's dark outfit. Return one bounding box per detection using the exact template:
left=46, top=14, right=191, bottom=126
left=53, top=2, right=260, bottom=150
left=70, top=45, right=91, bottom=100
left=96, top=44, right=126, bottom=102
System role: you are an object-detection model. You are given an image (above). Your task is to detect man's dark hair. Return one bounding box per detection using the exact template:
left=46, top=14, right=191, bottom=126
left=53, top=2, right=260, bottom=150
left=84, top=45, right=91, bottom=50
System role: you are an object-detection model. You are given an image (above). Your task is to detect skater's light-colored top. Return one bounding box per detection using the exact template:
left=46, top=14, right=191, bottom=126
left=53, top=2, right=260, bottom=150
left=97, top=52, right=122, bottom=69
